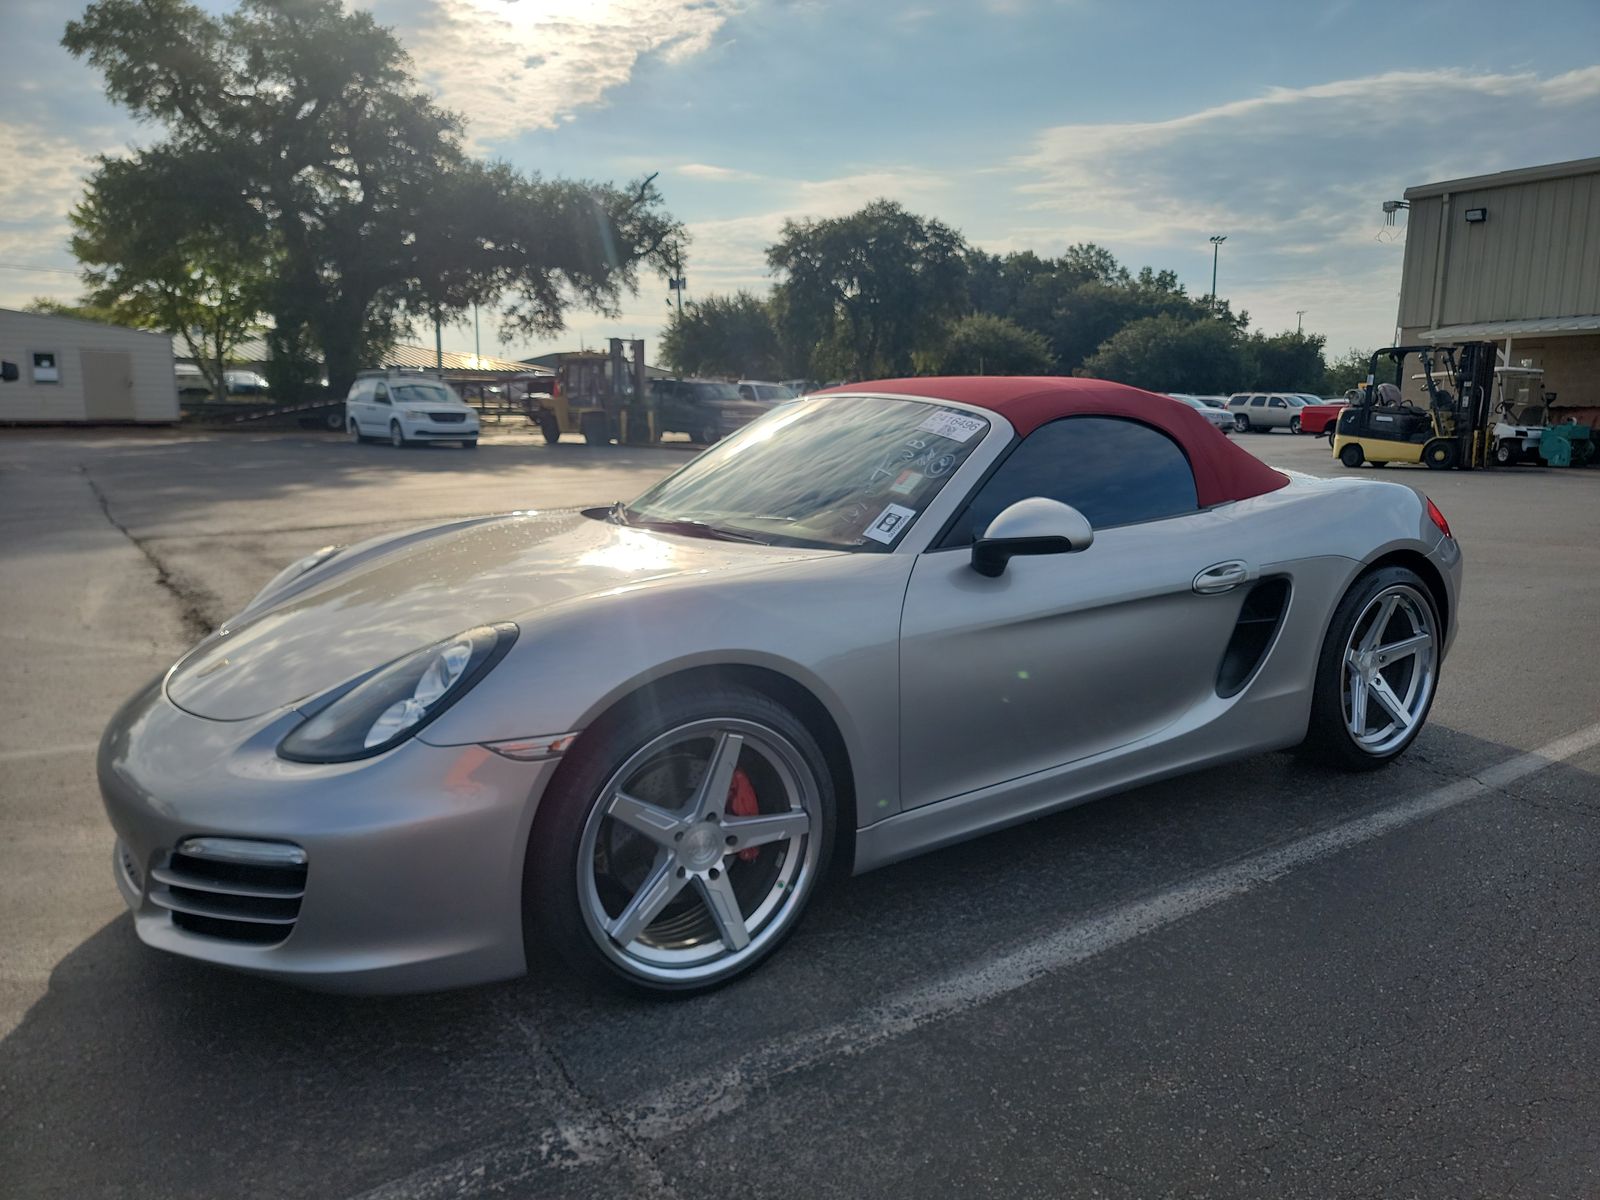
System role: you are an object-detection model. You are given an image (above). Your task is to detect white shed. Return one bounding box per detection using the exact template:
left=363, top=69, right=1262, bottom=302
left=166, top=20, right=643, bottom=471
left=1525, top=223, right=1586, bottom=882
left=0, top=308, right=179, bottom=424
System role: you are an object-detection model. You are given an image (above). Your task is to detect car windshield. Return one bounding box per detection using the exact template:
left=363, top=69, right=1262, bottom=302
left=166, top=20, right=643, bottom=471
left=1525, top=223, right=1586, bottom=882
left=691, top=382, right=742, bottom=402
left=392, top=383, right=458, bottom=405
left=622, top=394, right=990, bottom=551
left=1285, top=395, right=1307, bottom=406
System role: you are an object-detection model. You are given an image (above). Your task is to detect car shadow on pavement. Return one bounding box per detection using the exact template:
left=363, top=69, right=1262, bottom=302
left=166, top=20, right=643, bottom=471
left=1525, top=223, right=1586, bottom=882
left=3, top=724, right=1596, bottom=1199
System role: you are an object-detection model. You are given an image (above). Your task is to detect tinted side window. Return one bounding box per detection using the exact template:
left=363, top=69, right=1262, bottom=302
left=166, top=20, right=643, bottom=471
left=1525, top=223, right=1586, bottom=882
left=374, top=382, right=390, bottom=404
left=1250, top=396, right=1266, bottom=407
left=939, top=417, right=1198, bottom=547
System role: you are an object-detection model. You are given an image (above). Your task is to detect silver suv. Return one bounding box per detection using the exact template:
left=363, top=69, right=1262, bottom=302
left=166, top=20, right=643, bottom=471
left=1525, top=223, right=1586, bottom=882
left=1225, top=392, right=1310, bottom=433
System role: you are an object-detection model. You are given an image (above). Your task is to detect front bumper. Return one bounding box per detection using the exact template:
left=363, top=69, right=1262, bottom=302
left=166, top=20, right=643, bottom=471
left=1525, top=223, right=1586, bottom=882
left=401, top=416, right=480, bottom=440
left=99, top=679, right=558, bottom=993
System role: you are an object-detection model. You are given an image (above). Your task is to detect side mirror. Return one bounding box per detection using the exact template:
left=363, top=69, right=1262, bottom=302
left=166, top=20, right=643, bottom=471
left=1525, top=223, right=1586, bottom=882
left=971, top=497, right=1094, bottom=578
left=0, top=361, right=18, bottom=383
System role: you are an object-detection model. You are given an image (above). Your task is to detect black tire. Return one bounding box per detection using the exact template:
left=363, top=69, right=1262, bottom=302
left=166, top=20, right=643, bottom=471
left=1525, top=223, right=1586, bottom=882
left=525, top=683, right=836, bottom=995
left=1296, top=565, right=1441, bottom=771
left=1233, top=414, right=1250, bottom=433
left=348, top=419, right=363, bottom=444
left=1289, top=416, right=1302, bottom=434
left=1494, top=439, right=1517, bottom=467
left=540, top=415, right=561, bottom=445
left=389, top=421, right=407, bottom=449
left=1422, top=439, right=1458, bottom=471
left=1325, top=426, right=1336, bottom=448
left=325, top=409, right=345, bottom=431
left=1338, top=443, right=1363, bottom=469
left=698, top=421, right=722, bottom=445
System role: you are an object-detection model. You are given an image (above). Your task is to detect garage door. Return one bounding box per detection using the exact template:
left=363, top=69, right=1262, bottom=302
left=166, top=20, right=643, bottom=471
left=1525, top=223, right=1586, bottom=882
left=80, top=350, right=135, bottom=420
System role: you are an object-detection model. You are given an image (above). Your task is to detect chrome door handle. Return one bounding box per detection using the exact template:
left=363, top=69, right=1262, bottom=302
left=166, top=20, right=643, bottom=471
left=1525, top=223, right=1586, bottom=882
left=1193, top=560, right=1251, bottom=595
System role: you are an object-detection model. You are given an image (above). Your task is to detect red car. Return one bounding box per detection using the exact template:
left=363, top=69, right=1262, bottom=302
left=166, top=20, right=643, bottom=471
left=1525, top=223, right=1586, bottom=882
left=1296, top=397, right=1347, bottom=436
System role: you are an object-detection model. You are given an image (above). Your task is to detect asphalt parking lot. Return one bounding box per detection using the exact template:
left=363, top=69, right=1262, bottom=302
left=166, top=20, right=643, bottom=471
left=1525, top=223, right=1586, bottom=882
left=4, top=424, right=1600, bottom=1199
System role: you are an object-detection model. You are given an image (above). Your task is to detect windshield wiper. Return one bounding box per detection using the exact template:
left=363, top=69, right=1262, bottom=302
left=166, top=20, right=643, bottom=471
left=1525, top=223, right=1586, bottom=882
left=623, top=516, right=770, bottom=545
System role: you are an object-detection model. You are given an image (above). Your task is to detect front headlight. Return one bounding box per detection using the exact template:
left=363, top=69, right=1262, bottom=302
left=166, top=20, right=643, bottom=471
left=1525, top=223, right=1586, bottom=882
left=278, top=623, right=517, bottom=763
left=402, top=408, right=428, bottom=419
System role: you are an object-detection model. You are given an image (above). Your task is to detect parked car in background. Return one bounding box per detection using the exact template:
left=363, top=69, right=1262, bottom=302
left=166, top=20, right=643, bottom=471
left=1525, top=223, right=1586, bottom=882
left=1295, top=397, right=1349, bottom=437
left=650, top=378, right=768, bottom=443
left=173, top=365, right=273, bottom=398
left=781, top=379, right=820, bottom=396
left=1166, top=394, right=1233, bottom=434
left=345, top=370, right=479, bottom=448
left=737, top=380, right=799, bottom=403
left=1225, top=391, right=1311, bottom=433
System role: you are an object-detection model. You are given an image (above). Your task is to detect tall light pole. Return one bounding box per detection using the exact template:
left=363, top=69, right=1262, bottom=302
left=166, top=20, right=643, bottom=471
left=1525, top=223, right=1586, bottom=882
left=1209, top=235, right=1227, bottom=310
left=1295, top=310, right=1306, bottom=335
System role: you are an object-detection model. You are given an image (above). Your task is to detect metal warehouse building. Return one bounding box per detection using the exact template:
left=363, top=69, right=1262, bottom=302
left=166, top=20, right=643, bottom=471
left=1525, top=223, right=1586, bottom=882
left=1397, top=156, right=1600, bottom=425
left=0, top=308, right=178, bottom=424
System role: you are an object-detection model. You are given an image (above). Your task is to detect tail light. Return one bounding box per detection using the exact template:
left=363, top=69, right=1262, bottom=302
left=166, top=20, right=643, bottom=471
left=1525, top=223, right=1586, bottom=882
left=1425, top=496, right=1452, bottom=540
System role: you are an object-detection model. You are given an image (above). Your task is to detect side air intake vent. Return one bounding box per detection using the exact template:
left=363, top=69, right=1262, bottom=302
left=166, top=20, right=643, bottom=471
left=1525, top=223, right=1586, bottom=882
left=1216, top=577, right=1291, bottom=698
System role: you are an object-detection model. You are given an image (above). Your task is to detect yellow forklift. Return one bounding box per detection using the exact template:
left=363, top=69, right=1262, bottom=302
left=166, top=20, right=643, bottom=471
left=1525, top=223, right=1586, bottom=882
left=1332, top=342, right=1496, bottom=470
left=527, top=338, right=654, bottom=446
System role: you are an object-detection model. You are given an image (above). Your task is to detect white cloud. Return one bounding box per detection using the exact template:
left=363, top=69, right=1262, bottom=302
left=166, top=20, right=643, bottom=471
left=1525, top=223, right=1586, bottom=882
left=676, top=162, right=766, bottom=182
left=385, top=0, right=742, bottom=145
left=1011, top=68, right=1600, bottom=345
left=0, top=121, right=124, bottom=308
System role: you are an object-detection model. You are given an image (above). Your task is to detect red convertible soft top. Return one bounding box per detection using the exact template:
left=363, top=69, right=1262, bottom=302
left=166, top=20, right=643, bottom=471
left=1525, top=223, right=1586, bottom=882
left=819, top=376, right=1289, bottom=508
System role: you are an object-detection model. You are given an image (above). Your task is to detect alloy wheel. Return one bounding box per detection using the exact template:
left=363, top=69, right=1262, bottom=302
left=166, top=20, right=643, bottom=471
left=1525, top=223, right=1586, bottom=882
left=576, top=718, right=822, bottom=985
left=1341, top=584, right=1437, bottom=755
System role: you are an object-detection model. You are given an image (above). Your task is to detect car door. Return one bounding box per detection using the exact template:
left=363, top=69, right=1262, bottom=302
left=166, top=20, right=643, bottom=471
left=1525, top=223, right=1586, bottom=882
left=898, top=416, right=1257, bottom=809
left=369, top=381, right=393, bottom=433
left=1266, top=395, right=1289, bottom=428
left=344, top=380, right=368, bottom=430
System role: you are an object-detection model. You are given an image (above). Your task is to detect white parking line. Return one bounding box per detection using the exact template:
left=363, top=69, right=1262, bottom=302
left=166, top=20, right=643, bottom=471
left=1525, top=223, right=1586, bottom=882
left=356, top=722, right=1600, bottom=1199
left=0, top=742, right=100, bottom=765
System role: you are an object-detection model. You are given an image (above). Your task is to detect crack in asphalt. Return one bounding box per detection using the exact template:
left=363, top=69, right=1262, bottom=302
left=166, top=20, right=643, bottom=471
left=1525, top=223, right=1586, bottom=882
left=81, top=465, right=221, bottom=641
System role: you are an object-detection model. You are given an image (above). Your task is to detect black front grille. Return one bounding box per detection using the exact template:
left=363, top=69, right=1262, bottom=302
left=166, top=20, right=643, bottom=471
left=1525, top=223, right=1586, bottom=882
left=428, top=411, right=467, bottom=423
left=150, top=845, right=307, bottom=945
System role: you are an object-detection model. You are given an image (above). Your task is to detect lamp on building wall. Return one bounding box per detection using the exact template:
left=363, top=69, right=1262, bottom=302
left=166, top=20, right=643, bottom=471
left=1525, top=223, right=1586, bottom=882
left=1464, top=207, right=1488, bottom=223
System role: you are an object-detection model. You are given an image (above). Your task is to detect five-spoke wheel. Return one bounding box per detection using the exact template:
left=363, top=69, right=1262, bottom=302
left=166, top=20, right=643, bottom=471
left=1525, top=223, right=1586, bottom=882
left=1300, top=566, right=1440, bottom=769
left=528, top=686, right=833, bottom=993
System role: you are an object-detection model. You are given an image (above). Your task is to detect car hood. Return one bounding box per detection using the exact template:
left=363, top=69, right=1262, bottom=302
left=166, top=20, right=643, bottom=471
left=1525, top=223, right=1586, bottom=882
left=165, top=511, right=835, bottom=721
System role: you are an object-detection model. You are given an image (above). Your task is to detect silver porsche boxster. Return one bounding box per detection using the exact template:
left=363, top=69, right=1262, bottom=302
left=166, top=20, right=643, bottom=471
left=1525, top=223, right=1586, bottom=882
left=99, top=377, right=1461, bottom=994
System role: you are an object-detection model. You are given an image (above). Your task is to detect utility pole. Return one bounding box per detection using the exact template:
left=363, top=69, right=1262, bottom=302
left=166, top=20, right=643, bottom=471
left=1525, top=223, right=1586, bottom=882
left=434, top=311, right=443, bottom=368
left=1209, top=235, right=1227, bottom=310
left=1295, top=310, right=1306, bottom=335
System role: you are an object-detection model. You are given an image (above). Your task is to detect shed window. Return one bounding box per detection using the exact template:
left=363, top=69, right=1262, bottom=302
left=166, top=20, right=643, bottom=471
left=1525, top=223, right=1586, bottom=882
left=31, top=352, right=59, bottom=384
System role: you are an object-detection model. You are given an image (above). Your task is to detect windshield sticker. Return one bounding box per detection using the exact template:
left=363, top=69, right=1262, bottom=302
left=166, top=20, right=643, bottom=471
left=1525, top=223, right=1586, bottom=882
left=889, top=469, right=923, bottom=496
left=917, top=411, right=987, bottom=443
left=863, top=503, right=917, bottom=544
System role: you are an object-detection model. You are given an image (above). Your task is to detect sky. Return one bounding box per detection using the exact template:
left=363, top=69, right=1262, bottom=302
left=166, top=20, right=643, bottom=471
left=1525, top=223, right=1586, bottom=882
left=3, top=0, right=1599, bottom=365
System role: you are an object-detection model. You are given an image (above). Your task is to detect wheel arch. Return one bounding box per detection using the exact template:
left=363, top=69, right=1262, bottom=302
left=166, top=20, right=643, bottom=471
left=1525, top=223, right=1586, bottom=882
left=553, top=661, right=859, bottom=876
left=1362, top=548, right=1450, bottom=640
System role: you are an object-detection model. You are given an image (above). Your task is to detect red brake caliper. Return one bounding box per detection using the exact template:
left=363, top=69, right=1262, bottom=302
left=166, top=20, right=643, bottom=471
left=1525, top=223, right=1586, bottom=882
left=726, top=768, right=760, bottom=862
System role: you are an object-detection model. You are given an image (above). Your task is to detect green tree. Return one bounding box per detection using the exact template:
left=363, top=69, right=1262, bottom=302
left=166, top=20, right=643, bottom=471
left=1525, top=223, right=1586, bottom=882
left=68, top=149, right=267, bottom=401
left=1322, top=346, right=1374, bottom=395
left=1244, top=330, right=1327, bottom=392
left=923, top=313, right=1053, bottom=375
left=64, top=0, right=682, bottom=399
left=1080, top=314, right=1248, bottom=393
left=767, top=200, right=968, bottom=380
left=659, top=292, right=781, bottom=378
left=964, top=246, right=1245, bottom=376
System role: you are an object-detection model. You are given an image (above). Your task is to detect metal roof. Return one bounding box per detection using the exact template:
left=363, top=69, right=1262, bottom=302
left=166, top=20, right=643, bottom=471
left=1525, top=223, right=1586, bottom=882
left=1421, top=315, right=1600, bottom=341
left=1405, top=156, right=1600, bottom=201
left=173, top=335, right=550, bottom=375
